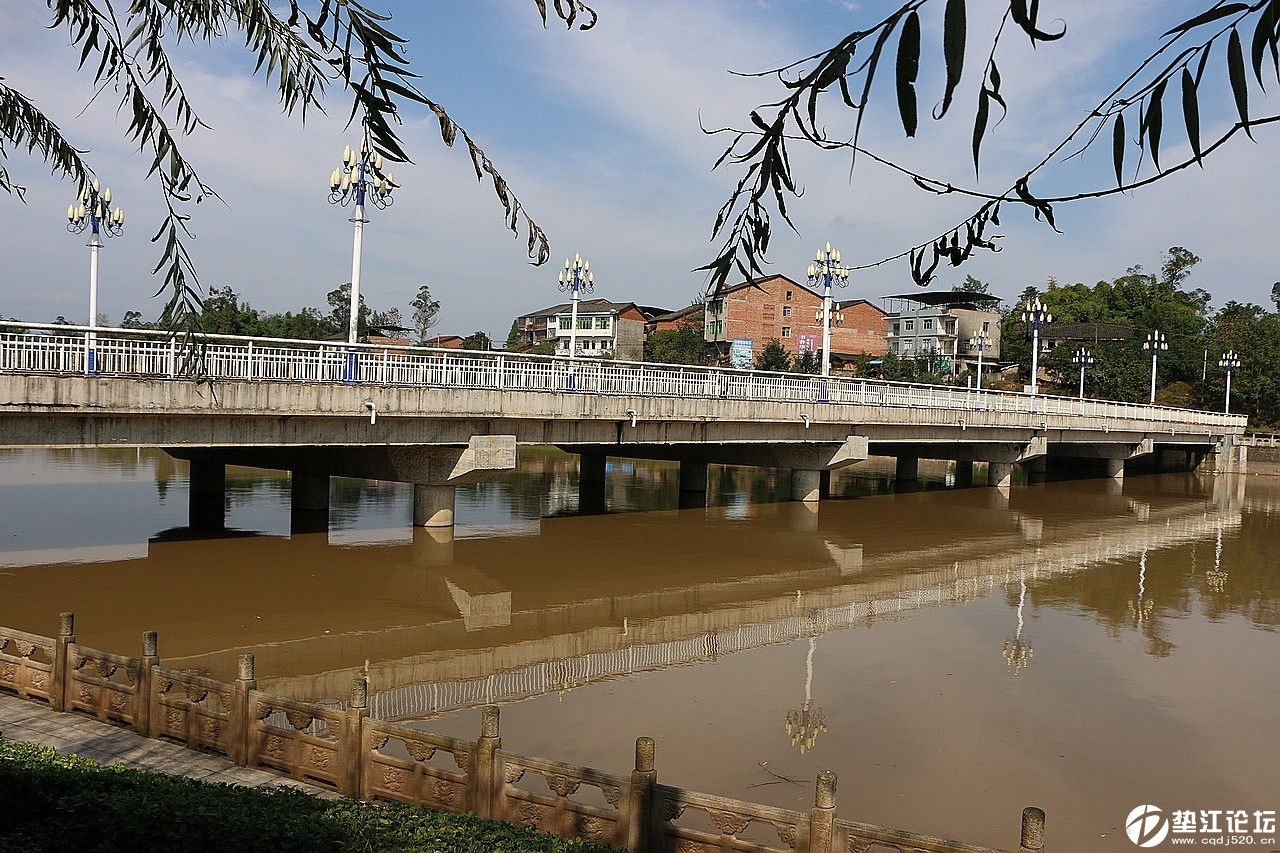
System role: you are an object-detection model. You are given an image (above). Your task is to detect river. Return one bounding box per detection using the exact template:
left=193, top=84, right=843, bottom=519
left=0, top=447, right=1275, bottom=851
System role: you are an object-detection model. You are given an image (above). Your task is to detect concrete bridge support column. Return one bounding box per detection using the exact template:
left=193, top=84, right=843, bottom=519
left=987, top=461, right=1014, bottom=489
left=579, top=452, right=608, bottom=514
left=954, top=460, right=974, bottom=487
left=791, top=469, right=822, bottom=502
left=188, top=460, right=226, bottom=531
left=895, top=456, right=918, bottom=483
left=1103, top=457, right=1125, bottom=480
left=413, top=484, right=456, bottom=528
left=289, top=472, right=330, bottom=534
left=1026, top=456, right=1048, bottom=484
left=679, top=461, right=708, bottom=509
left=819, top=469, right=832, bottom=497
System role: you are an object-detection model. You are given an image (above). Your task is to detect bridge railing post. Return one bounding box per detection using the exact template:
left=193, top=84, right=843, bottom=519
left=52, top=611, right=75, bottom=712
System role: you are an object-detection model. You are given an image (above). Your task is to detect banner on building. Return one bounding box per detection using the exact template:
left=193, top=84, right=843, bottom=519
left=730, top=338, right=754, bottom=369
left=797, top=334, right=817, bottom=355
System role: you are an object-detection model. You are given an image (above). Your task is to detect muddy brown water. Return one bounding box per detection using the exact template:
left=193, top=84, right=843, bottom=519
left=1, top=448, right=1275, bottom=850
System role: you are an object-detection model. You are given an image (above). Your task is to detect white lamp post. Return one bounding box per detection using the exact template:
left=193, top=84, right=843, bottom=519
left=1020, top=296, right=1052, bottom=396
left=1071, top=347, right=1095, bottom=400
left=557, top=253, right=594, bottom=359
left=1218, top=349, right=1240, bottom=414
left=329, top=127, right=396, bottom=347
left=67, top=179, right=125, bottom=375
left=806, top=242, right=850, bottom=377
left=968, top=331, right=991, bottom=390
left=1143, top=330, right=1168, bottom=404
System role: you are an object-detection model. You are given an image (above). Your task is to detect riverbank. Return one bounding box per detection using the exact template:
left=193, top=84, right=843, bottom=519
left=0, top=704, right=609, bottom=852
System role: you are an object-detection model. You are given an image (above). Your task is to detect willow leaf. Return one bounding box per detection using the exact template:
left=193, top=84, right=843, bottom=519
left=896, top=11, right=920, bottom=137
left=1181, top=67, right=1202, bottom=162
left=1112, top=112, right=1125, bottom=187
left=1227, top=28, right=1253, bottom=138
left=937, top=0, right=966, bottom=119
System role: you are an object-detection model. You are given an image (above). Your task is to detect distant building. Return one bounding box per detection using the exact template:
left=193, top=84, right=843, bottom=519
left=702, top=274, right=887, bottom=367
left=881, top=291, right=1002, bottom=374
left=646, top=303, right=704, bottom=334
left=422, top=334, right=465, bottom=349
left=509, top=298, right=661, bottom=360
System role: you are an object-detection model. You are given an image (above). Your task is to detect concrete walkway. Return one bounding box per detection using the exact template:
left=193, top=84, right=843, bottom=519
left=0, top=692, right=336, bottom=798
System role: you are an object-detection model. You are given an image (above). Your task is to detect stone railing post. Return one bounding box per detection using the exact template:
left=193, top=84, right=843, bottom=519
left=136, top=630, right=158, bottom=737
left=339, top=676, right=369, bottom=797
left=1020, top=806, right=1046, bottom=853
left=624, top=736, right=655, bottom=853
left=808, top=770, right=837, bottom=853
left=470, top=705, right=501, bottom=819
left=231, top=653, right=256, bottom=766
left=52, top=612, right=75, bottom=712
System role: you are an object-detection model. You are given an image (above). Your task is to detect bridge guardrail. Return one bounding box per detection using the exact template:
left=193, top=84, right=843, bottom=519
left=0, top=321, right=1247, bottom=431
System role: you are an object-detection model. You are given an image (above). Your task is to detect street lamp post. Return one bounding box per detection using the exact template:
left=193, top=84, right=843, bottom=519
left=1143, top=330, right=1168, bottom=404
left=1071, top=347, right=1095, bottom=400
left=968, top=331, right=991, bottom=390
left=1218, top=349, right=1240, bottom=414
left=557, top=253, right=594, bottom=359
left=67, top=179, right=125, bottom=375
left=806, top=242, right=850, bottom=377
left=329, top=128, right=396, bottom=347
left=1020, top=296, right=1052, bottom=396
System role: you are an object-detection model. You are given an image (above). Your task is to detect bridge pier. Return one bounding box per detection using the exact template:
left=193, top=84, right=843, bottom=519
left=290, top=471, right=330, bottom=534
left=790, top=469, right=822, bottom=502
left=1026, top=456, right=1048, bottom=484
left=679, top=461, right=708, bottom=509
left=894, top=456, right=918, bottom=484
left=187, top=460, right=225, bottom=532
left=579, top=452, right=608, bottom=514
left=1103, top=457, right=1125, bottom=480
left=413, top=484, right=455, bottom=528
left=954, top=460, right=974, bottom=487
left=987, top=461, right=1014, bottom=489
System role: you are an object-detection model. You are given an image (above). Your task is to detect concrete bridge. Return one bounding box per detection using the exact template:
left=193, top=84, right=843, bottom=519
left=0, top=322, right=1248, bottom=526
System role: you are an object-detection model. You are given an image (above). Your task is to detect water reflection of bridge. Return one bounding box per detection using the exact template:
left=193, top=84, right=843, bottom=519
left=227, top=488, right=1241, bottom=721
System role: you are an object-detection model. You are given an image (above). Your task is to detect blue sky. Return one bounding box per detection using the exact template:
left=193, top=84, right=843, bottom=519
left=1, top=1, right=1276, bottom=339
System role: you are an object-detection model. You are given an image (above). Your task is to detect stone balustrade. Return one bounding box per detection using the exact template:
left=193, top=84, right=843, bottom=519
left=0, top=612, right=1045, bottom=853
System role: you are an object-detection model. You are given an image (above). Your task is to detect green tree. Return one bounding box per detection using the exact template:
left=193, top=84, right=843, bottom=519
left=754, top=339, right=791, bottom=372
left=4, top=4, right=592, bottom=328
left=644, top=319, right=713, bottom=365
left=326, top=283, right=370, bottom=341
left=199, top=286, right=262, bottom=336
left=461, top=331, right=492, bottom=351
left=952, top=275, right=990, bottom=294
left=504, top=320, right=522, bottom=351
left=410, top=285, right=442, bottom=344
left=792, top=351, right=821, bottom=374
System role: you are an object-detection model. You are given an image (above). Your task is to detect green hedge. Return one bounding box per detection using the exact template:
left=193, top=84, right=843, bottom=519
left=0, top=738, right=613, bottom=853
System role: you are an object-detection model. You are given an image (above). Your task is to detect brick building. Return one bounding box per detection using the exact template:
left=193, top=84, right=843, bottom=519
left=703, top=275, right=887, bottom=366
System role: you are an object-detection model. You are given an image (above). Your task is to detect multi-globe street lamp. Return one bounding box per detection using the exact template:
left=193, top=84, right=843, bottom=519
left=1002, top=570, right=1033, bottom=674
left=67, top=179, right=125, bottom=374
left=329, top=129, right=396, bottom=347
left=806, top=242, right=850, bottom=378
left=1020, top=296, right=1053, bottom=396
left=1071, top=347, right=1095, bottom=400
left=557, top=253, right=594, bottom=359
left=968, top=331, right=991, bottom=390
left=1218, top=349, right=1240, bottom=414
left=1143, top=330, right=1168, bottom=404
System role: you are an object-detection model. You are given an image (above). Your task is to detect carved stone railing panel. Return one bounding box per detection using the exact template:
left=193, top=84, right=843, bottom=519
left=151, top=666, right=235, bottom=755
left=836, top=819, right=1008, bottom=853
left=362, top=718, right=474, bottom=812
left=246, top=689, right=346, bottom=789
left=65, top=644, right=141, bottom=727
left=651, top=784, right=808, bottom=853
left=0, top=628, right=56, bottom=704
left=494, top=751, right=629, bottom=848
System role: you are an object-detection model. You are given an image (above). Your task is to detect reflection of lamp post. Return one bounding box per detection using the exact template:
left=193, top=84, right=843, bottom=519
left=1002, top=571, right=1033, bottom=673
left=968, top=331, right=991, bottom=390
left=785, top=637, right=827, bottom=753
left=67, top=179, right=125, bottom=375
left=1020, top=297, right=1052, bottom=396
left=1206, top=523, right=1227, bottom=592
left=1071, top=347, right=1095, bottom=400
left=1128, top=549, right=1155, bottom=624
left=329, top=127, right=396, bottom=345
left=557, top=253, right=594, bottom=359
left=807, top=242, right=850, bottom=377
left=1143, top=330, right=1168, bottom=404
left=1218, top=350, right=1240, bottom=414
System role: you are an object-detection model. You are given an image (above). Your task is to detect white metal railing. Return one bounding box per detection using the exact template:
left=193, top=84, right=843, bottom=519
left=0, top=320, right=1248, bottom=431
left=1241, top=433, right=1279, bottom=447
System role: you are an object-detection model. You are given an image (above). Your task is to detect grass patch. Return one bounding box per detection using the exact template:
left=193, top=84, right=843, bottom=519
left=0, top=737, right=613, bottom=853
